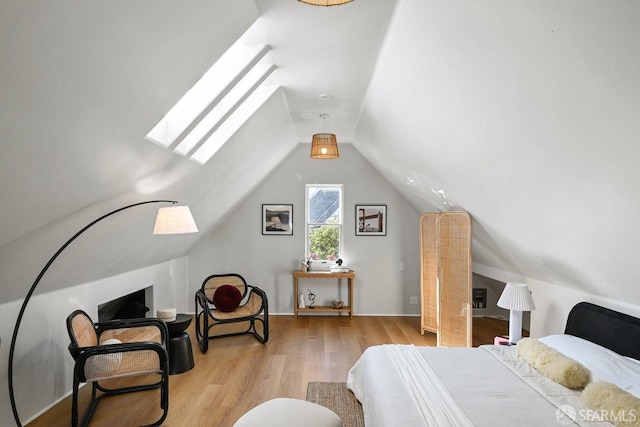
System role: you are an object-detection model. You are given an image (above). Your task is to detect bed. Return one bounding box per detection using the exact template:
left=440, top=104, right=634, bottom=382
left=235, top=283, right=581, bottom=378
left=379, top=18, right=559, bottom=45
left=347, top=302, right=640, bottom=427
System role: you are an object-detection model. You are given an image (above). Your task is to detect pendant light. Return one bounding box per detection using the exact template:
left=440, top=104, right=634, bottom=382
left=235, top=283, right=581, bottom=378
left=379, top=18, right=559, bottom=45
left=310, top=114, right=339, bottom=159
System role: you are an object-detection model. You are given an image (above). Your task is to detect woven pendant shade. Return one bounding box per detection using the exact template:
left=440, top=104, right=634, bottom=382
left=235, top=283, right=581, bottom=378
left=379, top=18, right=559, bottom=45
left=299, top=0, right=353, bottom=6
left=310, top=133, right=339, bottom=159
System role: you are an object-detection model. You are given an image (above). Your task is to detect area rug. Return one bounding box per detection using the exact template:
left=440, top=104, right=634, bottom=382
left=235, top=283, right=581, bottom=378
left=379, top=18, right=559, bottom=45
left=306, top=382, right=365, bottom=427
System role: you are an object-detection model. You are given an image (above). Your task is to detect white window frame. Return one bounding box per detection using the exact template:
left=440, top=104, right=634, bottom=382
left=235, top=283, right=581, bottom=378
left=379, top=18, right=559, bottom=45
left=305, top=184, right=343, bottom=263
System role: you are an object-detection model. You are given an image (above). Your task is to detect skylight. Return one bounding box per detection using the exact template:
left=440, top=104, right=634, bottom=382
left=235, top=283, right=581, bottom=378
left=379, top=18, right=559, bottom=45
left=145, top=34, right=279, bottom=164
left=175, top=63, right=275, bottom=157
left=191, top=83, right=279, bottom=164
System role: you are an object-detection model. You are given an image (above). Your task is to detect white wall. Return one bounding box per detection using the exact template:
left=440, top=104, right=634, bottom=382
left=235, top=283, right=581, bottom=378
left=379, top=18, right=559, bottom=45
left=527, top=278, right=640, bottom=338
left=188, top=143, right=422, bottom=316
left=474, top=263, right=640, bottom=338
left=355, top=0, right=640, bottom=314
left=0, top=258, right=188, bottom=424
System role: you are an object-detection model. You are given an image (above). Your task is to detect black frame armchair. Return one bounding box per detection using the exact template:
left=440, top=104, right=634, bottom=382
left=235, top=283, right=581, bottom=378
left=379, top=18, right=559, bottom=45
left=66, top=310, right=169, bottom=427
left=195, top=273, right=269, bottom=353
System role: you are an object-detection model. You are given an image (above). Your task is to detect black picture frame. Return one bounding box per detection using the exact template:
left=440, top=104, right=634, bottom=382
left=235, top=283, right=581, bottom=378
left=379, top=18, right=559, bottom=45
left=262, top=204, right=293, bottom=235
left=356, top=205, right=387, bottom=236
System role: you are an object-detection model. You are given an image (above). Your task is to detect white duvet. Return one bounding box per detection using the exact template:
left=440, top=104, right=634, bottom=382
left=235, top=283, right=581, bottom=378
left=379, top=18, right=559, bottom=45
left=347, top=344, right=612, bottom=427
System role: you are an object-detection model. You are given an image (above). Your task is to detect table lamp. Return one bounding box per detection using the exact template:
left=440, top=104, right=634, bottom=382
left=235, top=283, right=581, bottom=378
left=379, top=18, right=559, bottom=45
left=497, top=282, right=536, bottom=344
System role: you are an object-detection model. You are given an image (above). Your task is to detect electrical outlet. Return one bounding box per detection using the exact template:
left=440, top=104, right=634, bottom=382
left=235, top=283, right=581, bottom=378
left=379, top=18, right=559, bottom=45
left=399, top=263, right=405, bottom=271
left=410, top=296, right=419, bottom=305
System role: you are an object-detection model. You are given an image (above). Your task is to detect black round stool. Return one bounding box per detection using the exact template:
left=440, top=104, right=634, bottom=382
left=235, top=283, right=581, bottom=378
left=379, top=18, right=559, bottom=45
left=165, top=314, right=195, bottom=375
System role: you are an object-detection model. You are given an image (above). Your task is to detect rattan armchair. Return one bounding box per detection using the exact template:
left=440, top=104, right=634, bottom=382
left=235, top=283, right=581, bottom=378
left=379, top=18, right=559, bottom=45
left=66, top=310, right=169, bottom=427
left=195, top=273, right=269, bottom=353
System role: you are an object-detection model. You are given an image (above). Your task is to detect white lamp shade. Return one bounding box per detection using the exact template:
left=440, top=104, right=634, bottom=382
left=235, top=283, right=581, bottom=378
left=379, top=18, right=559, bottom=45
left=497, top=282, right=536, bottom=311
left=153, top=206, right=198, bottom=234
left=299, top=0, right=354, bottom=6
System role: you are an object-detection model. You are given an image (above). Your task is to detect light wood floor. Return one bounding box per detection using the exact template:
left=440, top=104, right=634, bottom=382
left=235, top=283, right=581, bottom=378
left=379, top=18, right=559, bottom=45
left=28, top=315, right=514, bottom=427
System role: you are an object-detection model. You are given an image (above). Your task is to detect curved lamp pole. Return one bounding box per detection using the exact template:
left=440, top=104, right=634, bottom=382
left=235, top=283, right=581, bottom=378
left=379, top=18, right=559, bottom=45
left=7, top=199, right=198, bottom=426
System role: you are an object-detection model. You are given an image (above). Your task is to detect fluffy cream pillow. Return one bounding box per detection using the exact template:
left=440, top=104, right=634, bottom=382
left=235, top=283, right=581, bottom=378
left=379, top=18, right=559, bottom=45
left=517, top=337, right=591, bottom=389
left=583, top=382, right=640, bottom=427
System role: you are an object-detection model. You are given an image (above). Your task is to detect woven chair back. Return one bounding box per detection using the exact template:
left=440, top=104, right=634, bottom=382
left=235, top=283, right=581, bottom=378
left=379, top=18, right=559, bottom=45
left=69, top=311, right=98, bottom=349
left=202, top=274, right=247, bottom=302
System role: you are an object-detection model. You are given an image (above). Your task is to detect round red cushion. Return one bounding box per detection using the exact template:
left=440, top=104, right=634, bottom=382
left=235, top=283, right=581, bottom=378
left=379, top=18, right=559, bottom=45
left=212, top=284, right=242, bottom=312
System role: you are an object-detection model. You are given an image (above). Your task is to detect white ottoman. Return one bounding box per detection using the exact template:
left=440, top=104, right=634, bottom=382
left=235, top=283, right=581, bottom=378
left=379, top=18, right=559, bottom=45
left=233, top=398, right=343, bottom=427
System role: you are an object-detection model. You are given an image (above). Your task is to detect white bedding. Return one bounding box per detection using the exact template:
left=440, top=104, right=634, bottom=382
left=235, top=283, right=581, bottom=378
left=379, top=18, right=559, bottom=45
left=347, top=344, right=612, bottom=427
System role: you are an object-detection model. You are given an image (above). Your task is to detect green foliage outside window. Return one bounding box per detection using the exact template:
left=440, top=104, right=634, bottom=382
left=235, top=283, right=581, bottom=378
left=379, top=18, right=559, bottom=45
left=309, top=225, right=339, bottom=260
left=306, top=184, right=342, bottom=261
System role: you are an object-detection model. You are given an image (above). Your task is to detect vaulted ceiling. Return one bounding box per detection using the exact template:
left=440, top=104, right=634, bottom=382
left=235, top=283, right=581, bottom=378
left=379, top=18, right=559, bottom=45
left=1, top=0, right=639, bottom=306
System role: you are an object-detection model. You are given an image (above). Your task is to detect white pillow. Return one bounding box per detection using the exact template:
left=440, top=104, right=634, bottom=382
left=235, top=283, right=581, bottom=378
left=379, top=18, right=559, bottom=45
left=539, top=334, right=640, bottom=398
left=94, top=338, right=123, bottom=372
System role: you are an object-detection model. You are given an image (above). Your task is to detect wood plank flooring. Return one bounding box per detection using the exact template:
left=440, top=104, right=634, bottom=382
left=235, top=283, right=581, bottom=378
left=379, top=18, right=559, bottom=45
left=27, top=315, right=512, bottom=427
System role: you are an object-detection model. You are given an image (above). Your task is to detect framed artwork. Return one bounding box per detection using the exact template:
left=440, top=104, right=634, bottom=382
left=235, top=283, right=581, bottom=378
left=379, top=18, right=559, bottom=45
left=262, top=204, right=293, bottom=235
left=356, top=205, right=387, bottom=236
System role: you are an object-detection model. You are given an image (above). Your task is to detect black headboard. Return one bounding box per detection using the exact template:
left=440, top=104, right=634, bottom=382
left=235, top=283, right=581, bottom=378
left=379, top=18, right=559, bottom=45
left=565, top=302, right=640, bottom=360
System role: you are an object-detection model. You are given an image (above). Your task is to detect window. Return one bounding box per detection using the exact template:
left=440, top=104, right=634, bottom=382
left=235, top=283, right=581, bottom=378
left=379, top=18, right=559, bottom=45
left=145, top=26, right=280, bottom=165
left=306, top=184, right=343, bottom=261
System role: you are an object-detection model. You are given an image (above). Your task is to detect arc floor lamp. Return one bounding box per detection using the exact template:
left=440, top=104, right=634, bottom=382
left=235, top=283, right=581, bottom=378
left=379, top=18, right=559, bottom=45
left=7, top=199, right=198, bottom=426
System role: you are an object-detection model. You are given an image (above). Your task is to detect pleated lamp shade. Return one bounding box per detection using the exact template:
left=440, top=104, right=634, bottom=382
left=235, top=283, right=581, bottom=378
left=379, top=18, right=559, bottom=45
left=310, top=133, right=339, bottom=159
left=299, top=0, right=353, bottom=6
left=497, top=282, right=536, bottom=311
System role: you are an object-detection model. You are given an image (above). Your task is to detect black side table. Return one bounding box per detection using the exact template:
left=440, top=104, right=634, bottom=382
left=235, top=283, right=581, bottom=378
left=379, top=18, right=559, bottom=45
left=165, top=314, right=195, bottom=375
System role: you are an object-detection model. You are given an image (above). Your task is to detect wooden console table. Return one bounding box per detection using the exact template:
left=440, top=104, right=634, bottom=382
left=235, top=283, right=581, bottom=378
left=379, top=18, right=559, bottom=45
left=293, top=270, right=355, bottom=318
